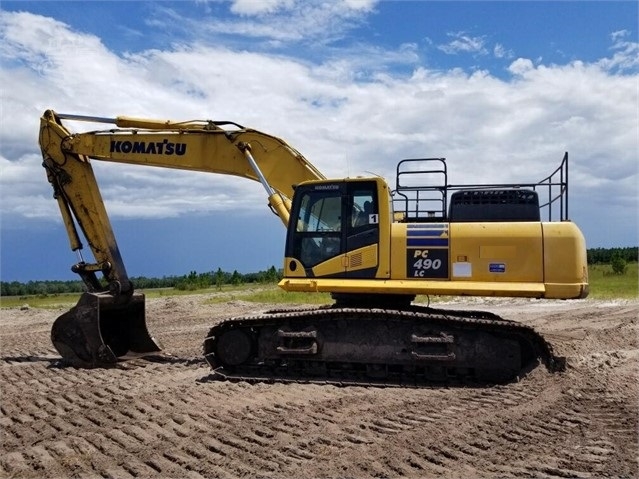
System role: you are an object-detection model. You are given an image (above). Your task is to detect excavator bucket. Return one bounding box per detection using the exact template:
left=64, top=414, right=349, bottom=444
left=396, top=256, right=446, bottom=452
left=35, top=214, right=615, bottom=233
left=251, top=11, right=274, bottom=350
left=51, top=291, right=162, bottom=367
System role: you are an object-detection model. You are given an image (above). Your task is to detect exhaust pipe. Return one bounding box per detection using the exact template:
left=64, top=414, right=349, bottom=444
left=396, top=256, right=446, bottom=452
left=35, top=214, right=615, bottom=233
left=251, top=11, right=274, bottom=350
left=51, top=291, right=162, bottom=367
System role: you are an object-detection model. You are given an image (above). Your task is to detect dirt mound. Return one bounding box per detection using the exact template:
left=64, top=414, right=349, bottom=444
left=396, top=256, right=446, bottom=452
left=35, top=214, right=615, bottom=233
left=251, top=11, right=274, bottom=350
left=1, top=297, right=637, bottom=478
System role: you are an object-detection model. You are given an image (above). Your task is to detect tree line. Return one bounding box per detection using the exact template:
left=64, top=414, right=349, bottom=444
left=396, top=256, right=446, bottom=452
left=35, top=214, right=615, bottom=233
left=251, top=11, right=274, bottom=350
left=587, top=247, right=637, bottom=264
left=2, top=247, right=637, bottom=297
left=1, top=266, right=281, bottom=297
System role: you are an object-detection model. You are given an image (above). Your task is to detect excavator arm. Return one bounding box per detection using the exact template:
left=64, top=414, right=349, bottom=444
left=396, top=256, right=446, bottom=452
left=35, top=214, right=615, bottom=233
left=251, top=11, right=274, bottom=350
left=38, top=109, right=324, bottom=366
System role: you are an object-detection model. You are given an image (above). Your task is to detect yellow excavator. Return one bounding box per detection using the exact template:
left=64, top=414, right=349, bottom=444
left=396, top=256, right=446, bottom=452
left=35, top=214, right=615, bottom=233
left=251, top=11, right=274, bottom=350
left=38, top=109, right=588, bottom=385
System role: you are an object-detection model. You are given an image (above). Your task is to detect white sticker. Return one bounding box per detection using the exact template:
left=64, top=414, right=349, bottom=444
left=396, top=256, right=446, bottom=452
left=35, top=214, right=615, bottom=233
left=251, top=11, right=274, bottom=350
left=452, top=262, right=472, bottom=277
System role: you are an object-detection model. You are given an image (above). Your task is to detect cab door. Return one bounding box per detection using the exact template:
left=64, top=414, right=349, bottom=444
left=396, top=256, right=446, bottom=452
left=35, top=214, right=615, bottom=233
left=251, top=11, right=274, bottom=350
left=343, top=181, right=379, bottom=278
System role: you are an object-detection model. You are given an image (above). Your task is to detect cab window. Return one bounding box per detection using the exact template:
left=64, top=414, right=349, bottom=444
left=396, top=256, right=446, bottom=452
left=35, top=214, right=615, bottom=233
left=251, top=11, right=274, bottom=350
left=292, top=188, right=343, bottom=267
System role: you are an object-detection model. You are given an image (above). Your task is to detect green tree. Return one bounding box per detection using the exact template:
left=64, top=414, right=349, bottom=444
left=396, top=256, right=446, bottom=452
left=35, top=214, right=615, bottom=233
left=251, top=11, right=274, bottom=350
left=230, top=270, right=243, bottom=285
left=265, top=265, right=280, bottom=283
left=214, top=268, right=225, bottom=290
left=610, top=253, right=627, bottom=275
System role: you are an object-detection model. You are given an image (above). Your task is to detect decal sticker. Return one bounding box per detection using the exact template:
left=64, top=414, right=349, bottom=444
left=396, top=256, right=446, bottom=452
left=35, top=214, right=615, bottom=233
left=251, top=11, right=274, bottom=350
left=407, top=248, right=449, bottom=279
left=489, top=263, right=506, bottom=273
left=406, top=224, right=449, bottom=279
left=452, top=262, right=472, bottom=278
left=110, top=139, right=186, bottom=155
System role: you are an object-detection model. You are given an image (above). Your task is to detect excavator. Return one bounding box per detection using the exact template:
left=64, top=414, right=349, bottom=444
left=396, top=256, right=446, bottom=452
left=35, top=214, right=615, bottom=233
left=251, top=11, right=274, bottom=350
left=38, top=109, right=588, bottom=386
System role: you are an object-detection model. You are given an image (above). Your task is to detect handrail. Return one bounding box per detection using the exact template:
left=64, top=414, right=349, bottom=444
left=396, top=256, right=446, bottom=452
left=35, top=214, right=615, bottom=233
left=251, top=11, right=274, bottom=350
left=391, top=153, right=570, bottom=222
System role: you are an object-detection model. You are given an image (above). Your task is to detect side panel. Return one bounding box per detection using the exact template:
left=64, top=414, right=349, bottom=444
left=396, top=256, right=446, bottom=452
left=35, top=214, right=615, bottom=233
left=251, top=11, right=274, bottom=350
left=391, top=222, right=544, bottom=283
left=542, top=222, right=589, bottom=298
left=282, top=219, right=589, bottom=299
left=390, top=223, right=448, bottom=281
left=449, top=223, right=544, bottom=283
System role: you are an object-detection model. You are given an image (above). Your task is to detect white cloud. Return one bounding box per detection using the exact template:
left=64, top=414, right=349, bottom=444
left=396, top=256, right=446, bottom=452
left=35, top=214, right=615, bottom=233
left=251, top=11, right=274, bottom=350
left=508, top=57, right=535, bottom=76
left=611, top=29, right=630, bottom=42
left=438, top=32, right=488, bottom=56
left=230, top=0, right=296, bottom=16
left=229, top=0, right=376, bottom=17
left=598, top=30, right=639, bottom=73
left=0, top=154, right=59, bottom=219
left=149, top=0, right=377, bottom=45
left=493, top=43, right=513, bottom=60
left=1, top=10, right=638, bottom=249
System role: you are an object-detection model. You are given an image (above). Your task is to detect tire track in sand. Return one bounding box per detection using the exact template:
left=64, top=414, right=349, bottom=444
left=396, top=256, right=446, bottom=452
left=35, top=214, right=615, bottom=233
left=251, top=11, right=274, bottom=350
left=1, top=300, right=637, bottom=478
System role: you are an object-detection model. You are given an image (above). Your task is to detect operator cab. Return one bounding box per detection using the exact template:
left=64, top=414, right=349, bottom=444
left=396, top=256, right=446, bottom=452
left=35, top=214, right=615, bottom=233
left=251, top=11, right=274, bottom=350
left=285, top=179, right=380, bottom=276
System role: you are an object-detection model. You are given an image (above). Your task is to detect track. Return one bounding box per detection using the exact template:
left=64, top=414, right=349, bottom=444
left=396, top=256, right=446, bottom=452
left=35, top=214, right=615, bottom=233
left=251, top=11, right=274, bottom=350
left=1, top=296, right=637, bottom=478
left=203, top=305, right=564, bottom=386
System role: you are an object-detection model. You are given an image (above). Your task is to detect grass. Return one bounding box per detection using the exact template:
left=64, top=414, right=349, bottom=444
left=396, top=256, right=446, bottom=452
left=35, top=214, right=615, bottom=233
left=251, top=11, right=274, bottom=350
left=587, top=262, right=638, bottom=300
left=207, top=288, right=332, bottom=305
left=2, top=263, right=636, bottom=309
left=0, top=292, right=81, bottom=309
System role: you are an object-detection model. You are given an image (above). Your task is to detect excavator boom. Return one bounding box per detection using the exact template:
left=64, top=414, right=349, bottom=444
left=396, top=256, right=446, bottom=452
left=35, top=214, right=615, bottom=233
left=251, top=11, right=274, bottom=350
left=39, top=110, right=324, bottom=366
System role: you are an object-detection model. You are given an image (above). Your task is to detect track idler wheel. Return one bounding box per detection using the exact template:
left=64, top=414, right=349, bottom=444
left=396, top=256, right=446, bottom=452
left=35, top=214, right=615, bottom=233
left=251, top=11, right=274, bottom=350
left=51, top=291, right=162, bottom=367
left=209, top=329, right=254, bottom=368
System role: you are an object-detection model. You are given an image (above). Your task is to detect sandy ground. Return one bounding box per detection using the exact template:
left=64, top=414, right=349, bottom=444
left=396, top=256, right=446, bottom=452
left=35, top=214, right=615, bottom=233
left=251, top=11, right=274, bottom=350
left=1, top=294, right=637, bottom=478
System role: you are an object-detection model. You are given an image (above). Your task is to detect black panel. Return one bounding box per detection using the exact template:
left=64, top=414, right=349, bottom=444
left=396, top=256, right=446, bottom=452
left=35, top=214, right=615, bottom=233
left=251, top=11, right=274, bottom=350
left=449, top=189, right=540, bottom=222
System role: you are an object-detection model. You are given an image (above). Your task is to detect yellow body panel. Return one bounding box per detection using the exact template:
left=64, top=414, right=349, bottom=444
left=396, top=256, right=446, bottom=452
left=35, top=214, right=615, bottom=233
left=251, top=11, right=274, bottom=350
left=448, top=222, right=544, bottom=283
left=344, top=243, right=380, bottom=273
left=542, top=222, right=589, bottom=298
left=282, top=220, right=589, bottom=300
left=280, top=278, right=546, bottom=297
left=309, top=244, right=380, bottom=277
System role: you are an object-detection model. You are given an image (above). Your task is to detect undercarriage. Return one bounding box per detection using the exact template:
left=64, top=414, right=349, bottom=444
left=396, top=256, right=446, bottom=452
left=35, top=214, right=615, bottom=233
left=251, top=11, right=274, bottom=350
left=203, top=305, right=565, bottom=387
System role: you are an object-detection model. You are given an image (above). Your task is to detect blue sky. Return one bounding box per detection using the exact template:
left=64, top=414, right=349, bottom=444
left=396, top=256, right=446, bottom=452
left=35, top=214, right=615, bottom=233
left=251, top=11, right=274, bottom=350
left=1, top=0, right=637, bottom=281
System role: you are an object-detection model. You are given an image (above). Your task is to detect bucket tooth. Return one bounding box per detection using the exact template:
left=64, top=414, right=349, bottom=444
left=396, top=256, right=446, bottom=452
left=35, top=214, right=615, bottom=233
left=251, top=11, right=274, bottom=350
left=51, top=291, right=162, bottom=367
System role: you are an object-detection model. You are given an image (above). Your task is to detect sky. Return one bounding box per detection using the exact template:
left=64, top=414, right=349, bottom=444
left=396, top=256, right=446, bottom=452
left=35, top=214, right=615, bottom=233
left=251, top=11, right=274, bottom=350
left=1, top=0, right=637, bottom=282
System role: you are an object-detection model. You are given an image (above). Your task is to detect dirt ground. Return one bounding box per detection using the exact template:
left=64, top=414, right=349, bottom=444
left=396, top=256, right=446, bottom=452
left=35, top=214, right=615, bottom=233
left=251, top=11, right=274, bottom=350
left=1, top=294, right=637, bottom=479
